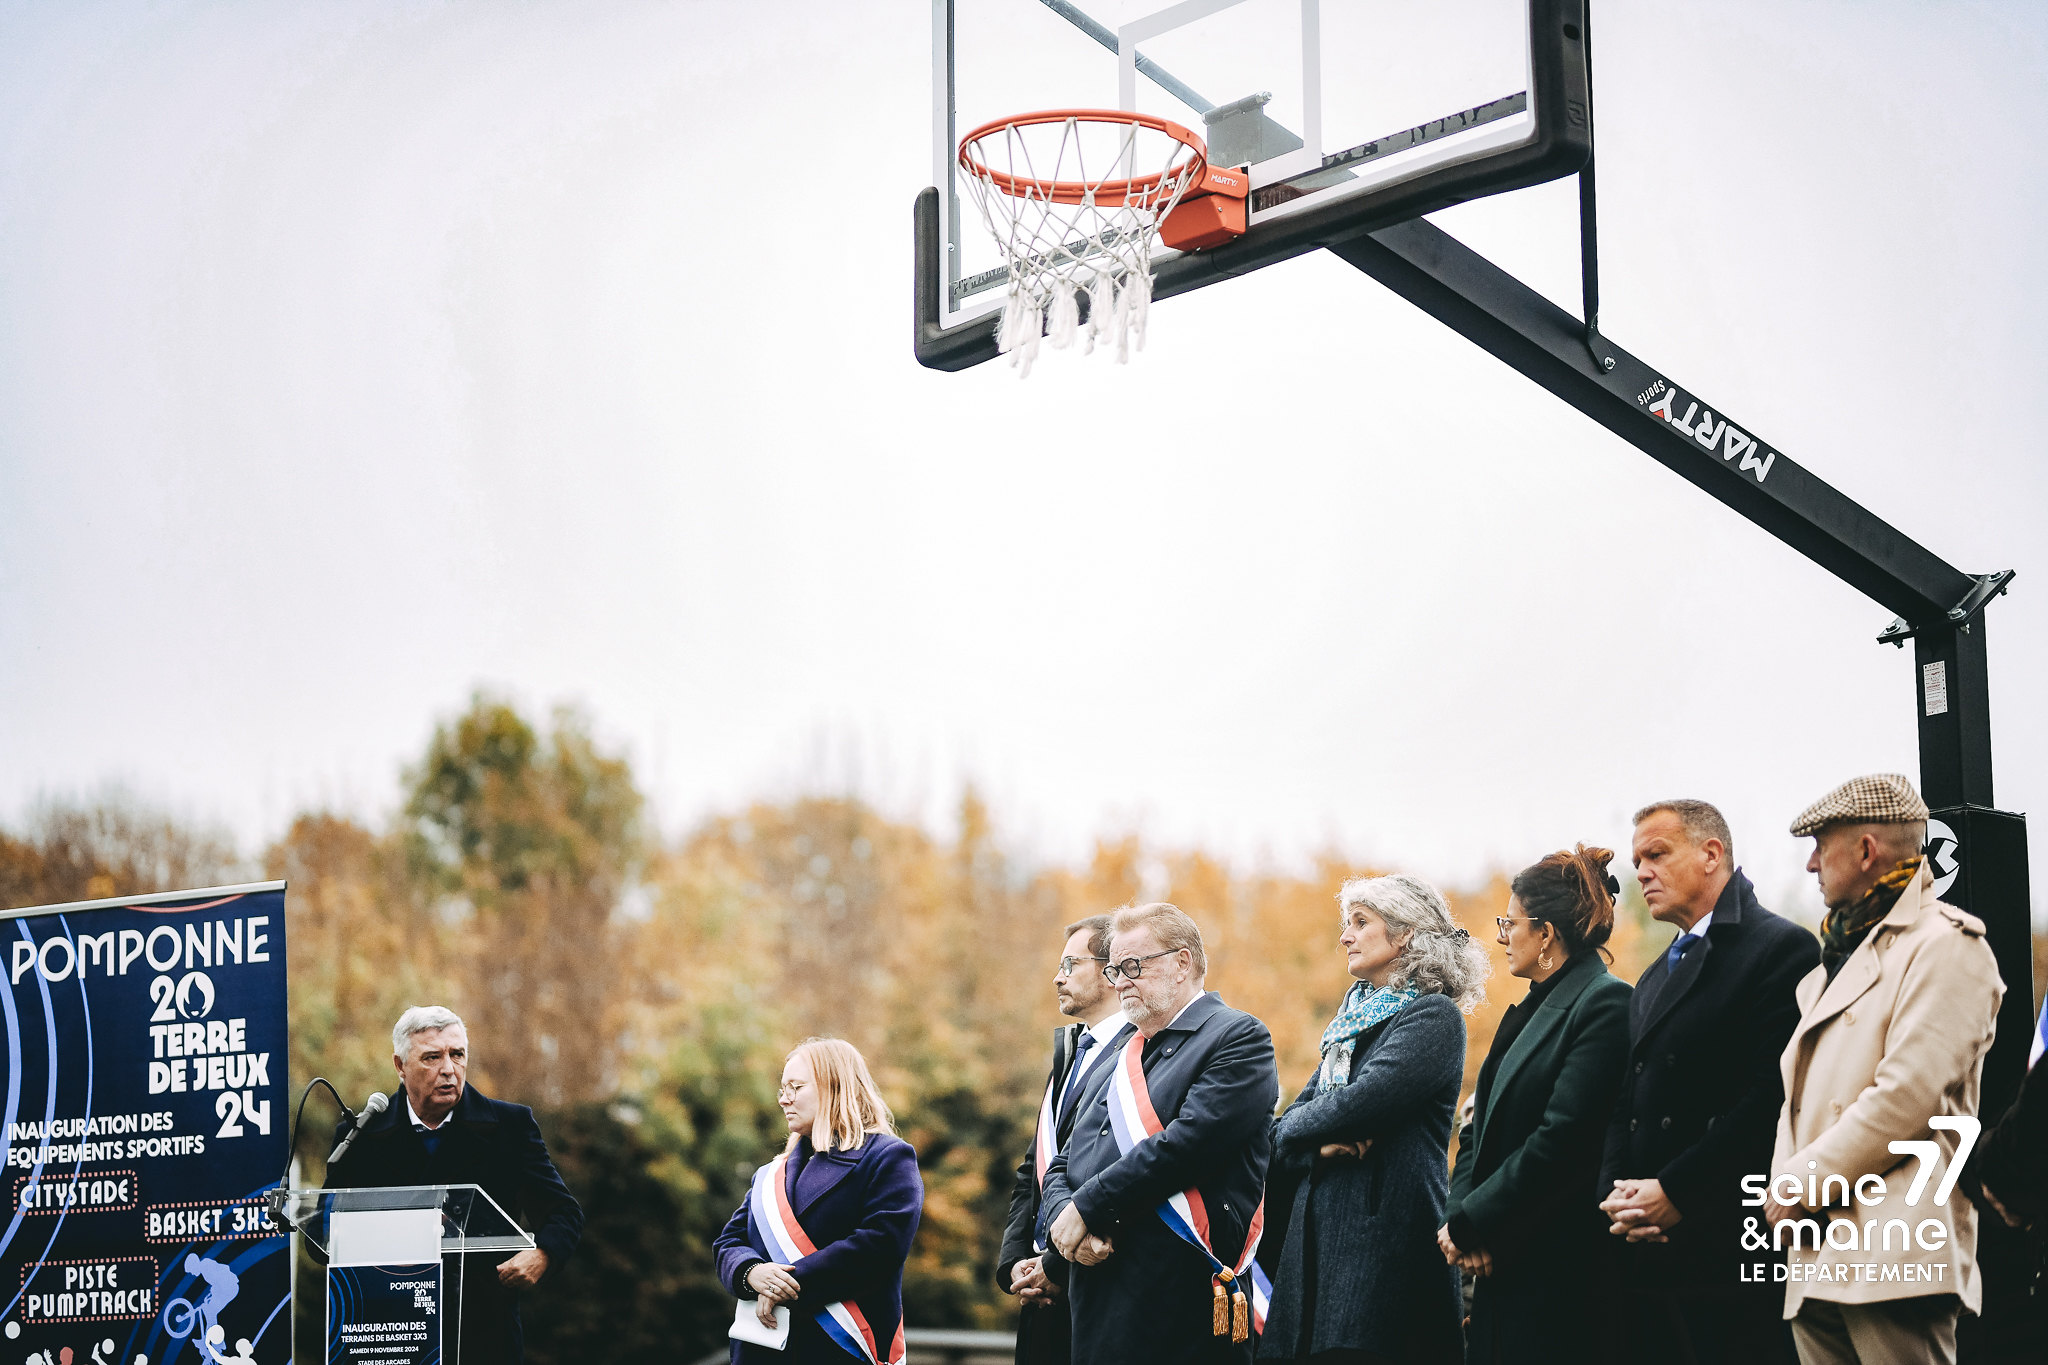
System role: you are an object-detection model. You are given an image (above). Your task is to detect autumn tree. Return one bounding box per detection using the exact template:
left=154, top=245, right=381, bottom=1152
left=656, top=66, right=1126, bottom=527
left=0, top=790, right=241, bottom=909
left=401, top=696, right=646, bottom=1107
left=266, top=812, right=448, bottom=1117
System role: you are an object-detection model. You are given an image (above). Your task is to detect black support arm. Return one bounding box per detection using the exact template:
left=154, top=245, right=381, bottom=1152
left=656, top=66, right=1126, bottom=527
left=1328, top=218, right=1986, bottom=627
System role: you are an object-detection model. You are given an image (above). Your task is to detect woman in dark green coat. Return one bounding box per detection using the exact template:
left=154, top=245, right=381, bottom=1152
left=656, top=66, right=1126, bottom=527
left=1439, top=845, right=1633, bottom=1365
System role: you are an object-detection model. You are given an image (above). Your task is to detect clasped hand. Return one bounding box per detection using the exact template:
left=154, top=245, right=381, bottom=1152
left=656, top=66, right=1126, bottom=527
left=1980, top=1183, right=2028, bottom=1230
left=746, top=1261, right=802, bottom=1329
left=1048, top=1202, right=1114, bottom=1266
left=1600, top=1178, right=1683, bottom=1243
left=1434, top=1223, right=1491, bottom=1276
left=1010, top=1254, right=1060, bottom=1306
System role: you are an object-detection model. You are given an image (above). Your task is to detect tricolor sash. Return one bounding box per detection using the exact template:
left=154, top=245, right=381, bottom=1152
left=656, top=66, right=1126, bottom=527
left=1103, top=1031, right=1272, bottom=1342
left=1033, top=1066, right=1059, bottom=1191
left=747, top=1152, right=907, bottom=1365
left=1028, top=1064, right=1060, bottom=1251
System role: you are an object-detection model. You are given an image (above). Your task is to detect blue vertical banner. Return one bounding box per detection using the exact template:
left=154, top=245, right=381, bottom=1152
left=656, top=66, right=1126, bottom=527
left=1, top=884, right=290, bottom=1365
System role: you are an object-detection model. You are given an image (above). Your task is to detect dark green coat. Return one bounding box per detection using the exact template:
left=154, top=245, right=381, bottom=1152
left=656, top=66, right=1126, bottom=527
left=1446, top=952, right=1630, bottom=1365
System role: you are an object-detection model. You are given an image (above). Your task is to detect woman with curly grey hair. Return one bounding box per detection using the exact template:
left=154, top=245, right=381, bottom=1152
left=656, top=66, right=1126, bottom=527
left=1257, top=874, right=1489, bottom=1365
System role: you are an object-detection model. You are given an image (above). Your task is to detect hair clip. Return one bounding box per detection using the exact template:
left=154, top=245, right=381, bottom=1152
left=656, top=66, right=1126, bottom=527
left=1451, top=927, right=1470, bottom=940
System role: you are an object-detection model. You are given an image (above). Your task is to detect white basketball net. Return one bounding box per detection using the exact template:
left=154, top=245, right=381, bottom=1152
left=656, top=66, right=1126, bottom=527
left=958, top=116, right=1205, bottom=377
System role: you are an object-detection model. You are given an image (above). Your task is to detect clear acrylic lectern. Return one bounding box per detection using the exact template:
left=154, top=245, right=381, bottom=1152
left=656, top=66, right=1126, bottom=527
left=279, top=1184, right=534, bottom=1365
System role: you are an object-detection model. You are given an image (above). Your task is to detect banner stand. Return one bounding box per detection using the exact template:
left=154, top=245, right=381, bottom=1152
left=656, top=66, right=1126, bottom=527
left=0, top=882, right=291, bottom=1365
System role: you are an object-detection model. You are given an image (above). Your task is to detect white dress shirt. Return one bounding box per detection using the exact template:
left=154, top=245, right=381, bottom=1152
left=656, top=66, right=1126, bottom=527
left=1059, top=1014, right=1129, bottom=1115
left=406, top=1095, right=452, bottom=1132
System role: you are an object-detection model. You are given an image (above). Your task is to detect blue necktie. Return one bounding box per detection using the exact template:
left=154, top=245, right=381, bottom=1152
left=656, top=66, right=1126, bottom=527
left=1057, top=1033, right=1098, bottom=1129
left=1666, top=931, right=1702, bottom=973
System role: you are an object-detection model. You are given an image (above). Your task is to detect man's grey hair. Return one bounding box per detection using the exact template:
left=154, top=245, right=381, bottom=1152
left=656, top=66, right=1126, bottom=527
left=1108, top=902, right=1206, bottom=978
left=393, top=1005, right=467, bottom=1060
left=1338, top=874, right=1489, bottom=1011
left=1632, top=798, right=1735, bottom=863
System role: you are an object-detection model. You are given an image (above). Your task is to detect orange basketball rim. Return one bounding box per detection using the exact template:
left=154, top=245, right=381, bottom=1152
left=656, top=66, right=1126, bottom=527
left=957, top=109, right=1207, bottom=206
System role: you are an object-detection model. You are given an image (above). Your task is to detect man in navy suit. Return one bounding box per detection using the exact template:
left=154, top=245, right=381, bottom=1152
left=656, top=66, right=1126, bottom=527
left=1042, top=903, right=1278, bottom=1365
left=325, top=1006, right=584, bottom=1365
left=997, top=914, right=1132, bottom=1365
left=1599, top=801, right=1818, bottom=1364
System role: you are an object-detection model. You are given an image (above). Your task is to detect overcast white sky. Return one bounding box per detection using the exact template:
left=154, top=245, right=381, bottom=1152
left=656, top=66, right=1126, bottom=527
left=2, top=1, right=2044, bottom=927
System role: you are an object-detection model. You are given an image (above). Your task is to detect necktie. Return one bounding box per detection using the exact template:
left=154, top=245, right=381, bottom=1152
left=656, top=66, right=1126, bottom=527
left=1666, top=931, right=1702, bottom=974
left=1056, top=1033, right=1098, bottom=1129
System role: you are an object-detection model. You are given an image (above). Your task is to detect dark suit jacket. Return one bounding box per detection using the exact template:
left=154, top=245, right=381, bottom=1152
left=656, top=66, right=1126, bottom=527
left=997, top=1021, right=1132, bottom=1365
left=1964, top=1053, right=2046, bottom=1227
left=1259, top=991, right=1465, bottom=1365
left=997, top=1022, right=1082, bottom=1294
left=712, top=1132, right=924, bottom=1365
left=1447, top=952, right=1631, bottom=1364
left=323, top=1084, right=584, bottom=1365
left=1041, top=992, right=1277, bottom=1365
left=1598, top=870, right=1819, bottom=1290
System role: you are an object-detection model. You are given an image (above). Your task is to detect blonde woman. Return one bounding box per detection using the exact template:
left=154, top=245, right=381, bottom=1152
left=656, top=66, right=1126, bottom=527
left=714, top=1038, right=924, bottom=1364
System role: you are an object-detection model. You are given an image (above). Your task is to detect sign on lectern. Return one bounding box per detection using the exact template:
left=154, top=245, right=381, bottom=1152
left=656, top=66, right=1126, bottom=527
left=277, top=1184, right=532, bottom=1365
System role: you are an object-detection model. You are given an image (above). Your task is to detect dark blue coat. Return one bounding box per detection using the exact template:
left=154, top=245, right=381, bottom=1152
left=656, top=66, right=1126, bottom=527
left=996, top=1020, right=1134, bottom=1365
left=713, top=1132, right=923, bottom=1365
left=323, top=1084, right=584, bottom=1365
left=1598, top=869, right=1818, bottom=1291
left=1042, top=992, right=1278, bottom=1365
left=1257, top=991, right=1465, bottom=1365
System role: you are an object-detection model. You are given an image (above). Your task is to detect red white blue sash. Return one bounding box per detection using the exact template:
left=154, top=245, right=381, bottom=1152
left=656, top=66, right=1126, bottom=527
left=1028, top=1064, right=1060, bottom=1251
left=748, top=1152, right=907, bottom=1365
left=1103, top=1030, right=1271, bottom=1339
left=1033, top=1066, right=1059, bottom=1191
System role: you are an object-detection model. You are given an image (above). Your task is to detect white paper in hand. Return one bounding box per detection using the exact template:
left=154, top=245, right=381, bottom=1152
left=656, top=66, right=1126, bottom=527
left=729, top=1299, right=791, bottom=1350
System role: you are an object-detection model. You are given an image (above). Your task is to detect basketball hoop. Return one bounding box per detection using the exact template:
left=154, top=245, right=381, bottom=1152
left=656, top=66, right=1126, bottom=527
left=957, top=110, right=1208, bottom=376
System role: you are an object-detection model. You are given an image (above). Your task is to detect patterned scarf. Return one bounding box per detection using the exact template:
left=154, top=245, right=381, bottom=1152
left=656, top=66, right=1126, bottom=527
left=1315, top=981, right=1418, bottom=1091
left=1819, top=856, right=1922, bottom=977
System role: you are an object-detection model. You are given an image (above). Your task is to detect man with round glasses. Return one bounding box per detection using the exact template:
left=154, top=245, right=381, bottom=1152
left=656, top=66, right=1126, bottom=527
left=997, top=915, right=1131, bottom=1365
left=1041, top=902, right=1278, bottom=1364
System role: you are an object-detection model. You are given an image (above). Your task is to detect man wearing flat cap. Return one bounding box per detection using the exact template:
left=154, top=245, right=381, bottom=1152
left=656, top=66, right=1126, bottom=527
left=1766, top=774, right=2004, bottom=1365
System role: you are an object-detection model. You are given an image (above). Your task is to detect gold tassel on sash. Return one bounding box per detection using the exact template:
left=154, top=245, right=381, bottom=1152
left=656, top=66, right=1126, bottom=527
left=1212, top=1274, right=1229, bottom=1336
left=1232, top=1287, right=1249, bottom=1343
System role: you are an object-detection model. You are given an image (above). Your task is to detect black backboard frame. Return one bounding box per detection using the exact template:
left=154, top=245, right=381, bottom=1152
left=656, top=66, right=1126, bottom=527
left=915, top=0, right=1593, bottom=372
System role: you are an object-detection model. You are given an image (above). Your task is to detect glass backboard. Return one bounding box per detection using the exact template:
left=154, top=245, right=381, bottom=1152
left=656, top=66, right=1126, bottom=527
left=918, top=0, right=1591, bottom=366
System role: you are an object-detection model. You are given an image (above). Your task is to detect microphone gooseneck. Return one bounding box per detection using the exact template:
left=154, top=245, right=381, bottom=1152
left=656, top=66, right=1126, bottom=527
left=326, top=1091, right=392, bottom=1166
left=270, top=1076, right=354, bottom=1231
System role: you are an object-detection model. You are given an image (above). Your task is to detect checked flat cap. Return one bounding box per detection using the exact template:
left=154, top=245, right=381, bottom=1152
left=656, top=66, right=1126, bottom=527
left=1789, top=773, right=1929, bottom=837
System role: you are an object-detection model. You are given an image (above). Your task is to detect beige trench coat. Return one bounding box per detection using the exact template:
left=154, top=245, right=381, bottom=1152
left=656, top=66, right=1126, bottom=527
left=1770, top=864, right=2003, bottom=1317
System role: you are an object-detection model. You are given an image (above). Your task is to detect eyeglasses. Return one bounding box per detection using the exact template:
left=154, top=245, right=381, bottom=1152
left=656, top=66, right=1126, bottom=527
left=1102, top=949, right=1181, bottom=983
left=1057, top=955, right=1109, bottom=976
left=1494, top=915, right=1545, bottom=938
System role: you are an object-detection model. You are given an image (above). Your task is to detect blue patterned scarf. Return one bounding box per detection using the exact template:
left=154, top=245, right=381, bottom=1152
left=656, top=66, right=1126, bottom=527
left=1315, top=981, right=1418, bottom=1091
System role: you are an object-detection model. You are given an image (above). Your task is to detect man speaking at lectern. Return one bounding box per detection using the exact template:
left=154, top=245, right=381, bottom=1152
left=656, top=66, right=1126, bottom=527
left=325, top=1006, right=584, bottom=1365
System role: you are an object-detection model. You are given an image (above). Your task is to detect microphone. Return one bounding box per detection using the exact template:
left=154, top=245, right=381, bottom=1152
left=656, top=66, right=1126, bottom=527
left=326, top=1092, right=390, bottom=1166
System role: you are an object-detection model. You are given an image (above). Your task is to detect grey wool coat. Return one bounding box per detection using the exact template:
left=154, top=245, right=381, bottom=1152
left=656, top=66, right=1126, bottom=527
left=1256, top=991, right=1465, bottom=1365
